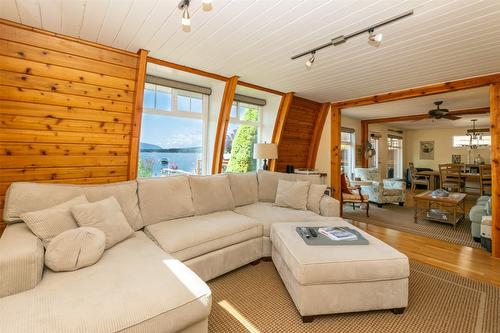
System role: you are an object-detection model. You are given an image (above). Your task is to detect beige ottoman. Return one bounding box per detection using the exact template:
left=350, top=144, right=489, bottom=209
left=270, top=220, right=409, bottom=322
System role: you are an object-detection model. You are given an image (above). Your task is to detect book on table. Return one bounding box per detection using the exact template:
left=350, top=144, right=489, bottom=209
left=318, top=227, right=358, bottom=241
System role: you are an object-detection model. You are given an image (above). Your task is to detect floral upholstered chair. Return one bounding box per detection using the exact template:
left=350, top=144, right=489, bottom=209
left=354, top=168, right=406, bottom=207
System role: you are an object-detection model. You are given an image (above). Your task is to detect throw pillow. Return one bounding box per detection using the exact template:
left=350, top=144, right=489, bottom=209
left=274, top=180, right=310, bottom=210
left=189, top=175, right=235, bottom=215
left=71, top=196, right=134, bottom=249
left=20, top=194, right=89, bottom=247
left=45, top=227, right=105, bottom=272
left=307, top=184, right=328, bottom=214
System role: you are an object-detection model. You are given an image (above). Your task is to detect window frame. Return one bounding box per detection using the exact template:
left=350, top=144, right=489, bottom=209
left=340, top=130, right=356, bottom=179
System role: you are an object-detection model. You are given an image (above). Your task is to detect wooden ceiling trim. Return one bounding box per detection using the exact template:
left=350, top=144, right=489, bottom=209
left=237, top=81, right=284, bottom=96
left=147, top=56, right=229, bottom=82
left=306, top=103, right=330, bottom=169
left=490, top=83, right=499, bottom=258
left=128, top=49, right=149, bottom=180
left=269, top=92, right=293, bottom=171
left=331, top=73, right=500, bottom=109
left=212, top=76, right=239, bottom=174
left=363, top=107, right=491, bottom=124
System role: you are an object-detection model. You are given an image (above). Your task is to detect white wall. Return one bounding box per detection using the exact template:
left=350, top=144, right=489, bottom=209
left=260, top=94, right=281, bottom=143
left=404, top=127, right=491, bottom=170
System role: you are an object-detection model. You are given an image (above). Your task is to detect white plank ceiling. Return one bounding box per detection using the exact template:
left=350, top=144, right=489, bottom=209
left=2, top=0, right=500, bottom=102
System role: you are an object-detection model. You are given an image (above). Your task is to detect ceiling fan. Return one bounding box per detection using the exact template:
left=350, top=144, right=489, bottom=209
left=427, top=101, right=461, bottom=120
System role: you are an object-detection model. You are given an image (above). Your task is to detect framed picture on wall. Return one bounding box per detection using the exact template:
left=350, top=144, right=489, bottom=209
left=420, top=141, right=434, bottom=160
left=452, top=154, right=461, bottom=163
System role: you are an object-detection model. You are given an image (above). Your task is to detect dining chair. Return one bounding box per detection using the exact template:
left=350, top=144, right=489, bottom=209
left=479, top=164, right=492, bottom=195
left=439, top=163, right=465, bottom=192
left=409, top=163, right=430, bottom=192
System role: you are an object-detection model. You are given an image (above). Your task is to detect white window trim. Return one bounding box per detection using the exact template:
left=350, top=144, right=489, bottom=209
left=341, top=132, right=356, bottom=178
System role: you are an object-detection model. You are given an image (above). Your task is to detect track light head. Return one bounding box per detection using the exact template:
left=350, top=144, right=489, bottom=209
left=305, top=52, right=315, bottom=70
left=181, top=5, right=191, bottom=32
left=368, top=29, right=383, bottom=47
left=202, top=0, right=213, bottom=11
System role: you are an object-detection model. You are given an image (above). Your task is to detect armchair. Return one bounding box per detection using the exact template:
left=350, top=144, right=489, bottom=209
left=354, top=168, right=406, bottom=207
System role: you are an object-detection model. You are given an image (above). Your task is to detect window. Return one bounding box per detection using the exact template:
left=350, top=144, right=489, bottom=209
left=387, top=136, right=403, bottom=178
left=138, top=83, right=208, bottom=177
left=368, top=135, right=379, bottom=168
left=453, top=135, right=491, bottom=147
left=340, top=130, right=356, bottom=178
left=223, top=101, right=261, bottom=173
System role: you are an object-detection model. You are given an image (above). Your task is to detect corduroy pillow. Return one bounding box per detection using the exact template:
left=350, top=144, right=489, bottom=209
left=20, top=195, right=89, bottom=247
left=45, top=227, right=105, bottom=272
left=71, top=196, right=134, bottom=249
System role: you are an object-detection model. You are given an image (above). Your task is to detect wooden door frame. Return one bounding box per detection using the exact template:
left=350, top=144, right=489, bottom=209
left=330, top=73, right=500, bottom=258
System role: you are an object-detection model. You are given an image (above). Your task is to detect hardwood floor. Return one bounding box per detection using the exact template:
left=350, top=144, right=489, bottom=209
left=351, top=190, right=500, bottom=287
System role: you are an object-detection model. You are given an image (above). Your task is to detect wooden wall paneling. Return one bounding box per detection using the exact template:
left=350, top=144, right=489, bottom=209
left=361, top=120, right=368, bottom=168
left=128, top=49, right=149, bottom=180
left=212, top=76, right=239, bottom=174
left=307, top=103, right=330, bottom=168
left=490, top=83, right=499, bottom=258
left=330, top=106, right=341, bottom=201
left=0, top=20, right=139, bottom=234
left=331, top=73, right=500, bottom=108
left=269, top=92, right=294, bottom=171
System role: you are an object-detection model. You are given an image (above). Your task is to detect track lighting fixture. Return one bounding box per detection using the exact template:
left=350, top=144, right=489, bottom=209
left=178, top=0, right=212, bottom=32
left=367, top=29, right=383, bottom=47
left=291, top=9, right=413, bottom=67
left=305, top=52, right=315, bottom=70
left=202, top=0, right=213, bottom=12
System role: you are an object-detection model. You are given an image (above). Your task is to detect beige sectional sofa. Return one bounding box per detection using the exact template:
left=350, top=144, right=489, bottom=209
left=0, top=171, right=340, bottom=333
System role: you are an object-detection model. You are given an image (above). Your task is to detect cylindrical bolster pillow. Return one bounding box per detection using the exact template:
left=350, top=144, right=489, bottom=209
left=45, top=227, right=105, bottom=272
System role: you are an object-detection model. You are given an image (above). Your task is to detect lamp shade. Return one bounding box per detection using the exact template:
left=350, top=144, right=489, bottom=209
left=253, top=143, right=278, bottom=159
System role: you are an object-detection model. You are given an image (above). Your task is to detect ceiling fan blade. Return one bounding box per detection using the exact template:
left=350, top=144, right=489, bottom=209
left=443, top=115, right=461, bottom=120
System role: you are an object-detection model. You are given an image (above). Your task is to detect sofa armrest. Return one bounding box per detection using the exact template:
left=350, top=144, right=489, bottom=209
left=319, top=195, right=340, bottom=217
left=383, top=179, right=406, bottom=191
left=0, top=223, right=44, bottom=298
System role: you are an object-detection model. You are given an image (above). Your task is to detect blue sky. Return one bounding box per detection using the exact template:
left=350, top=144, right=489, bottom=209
left=140, top=113, right=202, bottom=149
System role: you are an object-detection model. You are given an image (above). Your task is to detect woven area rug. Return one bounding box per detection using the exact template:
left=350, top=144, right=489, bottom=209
left=208, top=261, right=499, bottom=333
left=342, top=203, right=481, bottom=248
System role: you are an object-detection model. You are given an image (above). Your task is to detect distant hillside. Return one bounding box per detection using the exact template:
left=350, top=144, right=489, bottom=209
left=140, top=142, right=163, bottom=150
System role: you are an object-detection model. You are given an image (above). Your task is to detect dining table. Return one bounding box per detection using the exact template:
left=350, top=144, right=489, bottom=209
left=415, top=170, right=481, bottom=192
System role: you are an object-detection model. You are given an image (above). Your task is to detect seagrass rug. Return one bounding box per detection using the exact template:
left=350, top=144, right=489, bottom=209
left=207, top=261, right=499, bottom=333
left=342, top=203, right=482, bottom=249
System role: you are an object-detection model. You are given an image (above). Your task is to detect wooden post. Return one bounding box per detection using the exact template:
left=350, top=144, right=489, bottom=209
left=307, top=103, right=330, bottom=168
left=361, top=120, right=368, bottom=168
left=212, top=76, right=239, bottom=174
left=128, top=49, right=149, bottom=180
left=269, top=92, right=294, bottom=171
left=330, top=106, right=341, bottom=200
left=490, top=83, right=499, bottom=258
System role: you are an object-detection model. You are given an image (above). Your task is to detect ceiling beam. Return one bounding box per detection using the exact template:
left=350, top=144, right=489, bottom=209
left=362, top=107, right=490, bottom=124
left=331, top=73, right=500, bottom=109
left=147, top=56, right=229, bottom=82
left=237, top=81, right=284, bottom=96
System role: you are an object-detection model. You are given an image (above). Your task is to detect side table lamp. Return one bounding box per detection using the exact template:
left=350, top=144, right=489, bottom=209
left=253, top=143, right=278, bottom=170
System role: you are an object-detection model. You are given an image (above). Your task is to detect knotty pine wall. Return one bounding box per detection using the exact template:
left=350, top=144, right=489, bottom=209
left=275, top=96, right=323, bottom=172
left=0, top=20, right=141, bottom=234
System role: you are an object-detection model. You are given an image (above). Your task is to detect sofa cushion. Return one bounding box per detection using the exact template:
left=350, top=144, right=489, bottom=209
left=72, top=197, right=134, bottom=249
left=227, top=172, right=258, bottom=206
left=275, top=180, right=310, bottom=210
left=144, top=211, right=262, bottom=261
left=138, top=176, right=195, bottom=225
left=4, top=181, right=144, bottom=231
left=0, top=231, right=212, bottom=333
left=234, top=202, right=319, bottom=236
left=382, top=188, right=403, bottom=196
left=307, top=184, right=328, bottom=214
left=20, top=195, right=88, bottom=247
left=45, top=227, right=105, bottom=272
left=189, top=175, right=235, bottom=215
left=257, top=171, right=322, bottom=202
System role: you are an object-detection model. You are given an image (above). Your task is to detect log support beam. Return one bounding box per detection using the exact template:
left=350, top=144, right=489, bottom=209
left=490, top=83, right=500, bottom=258
left=128, top=48, right=149, bottom=180
left=307, top=103, right=330, bottom=169
left=212, top=76, right=239, bottom=174
left=330, top=106, right=341, bottom=200
left=269, top=92, right=294, bottom=171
